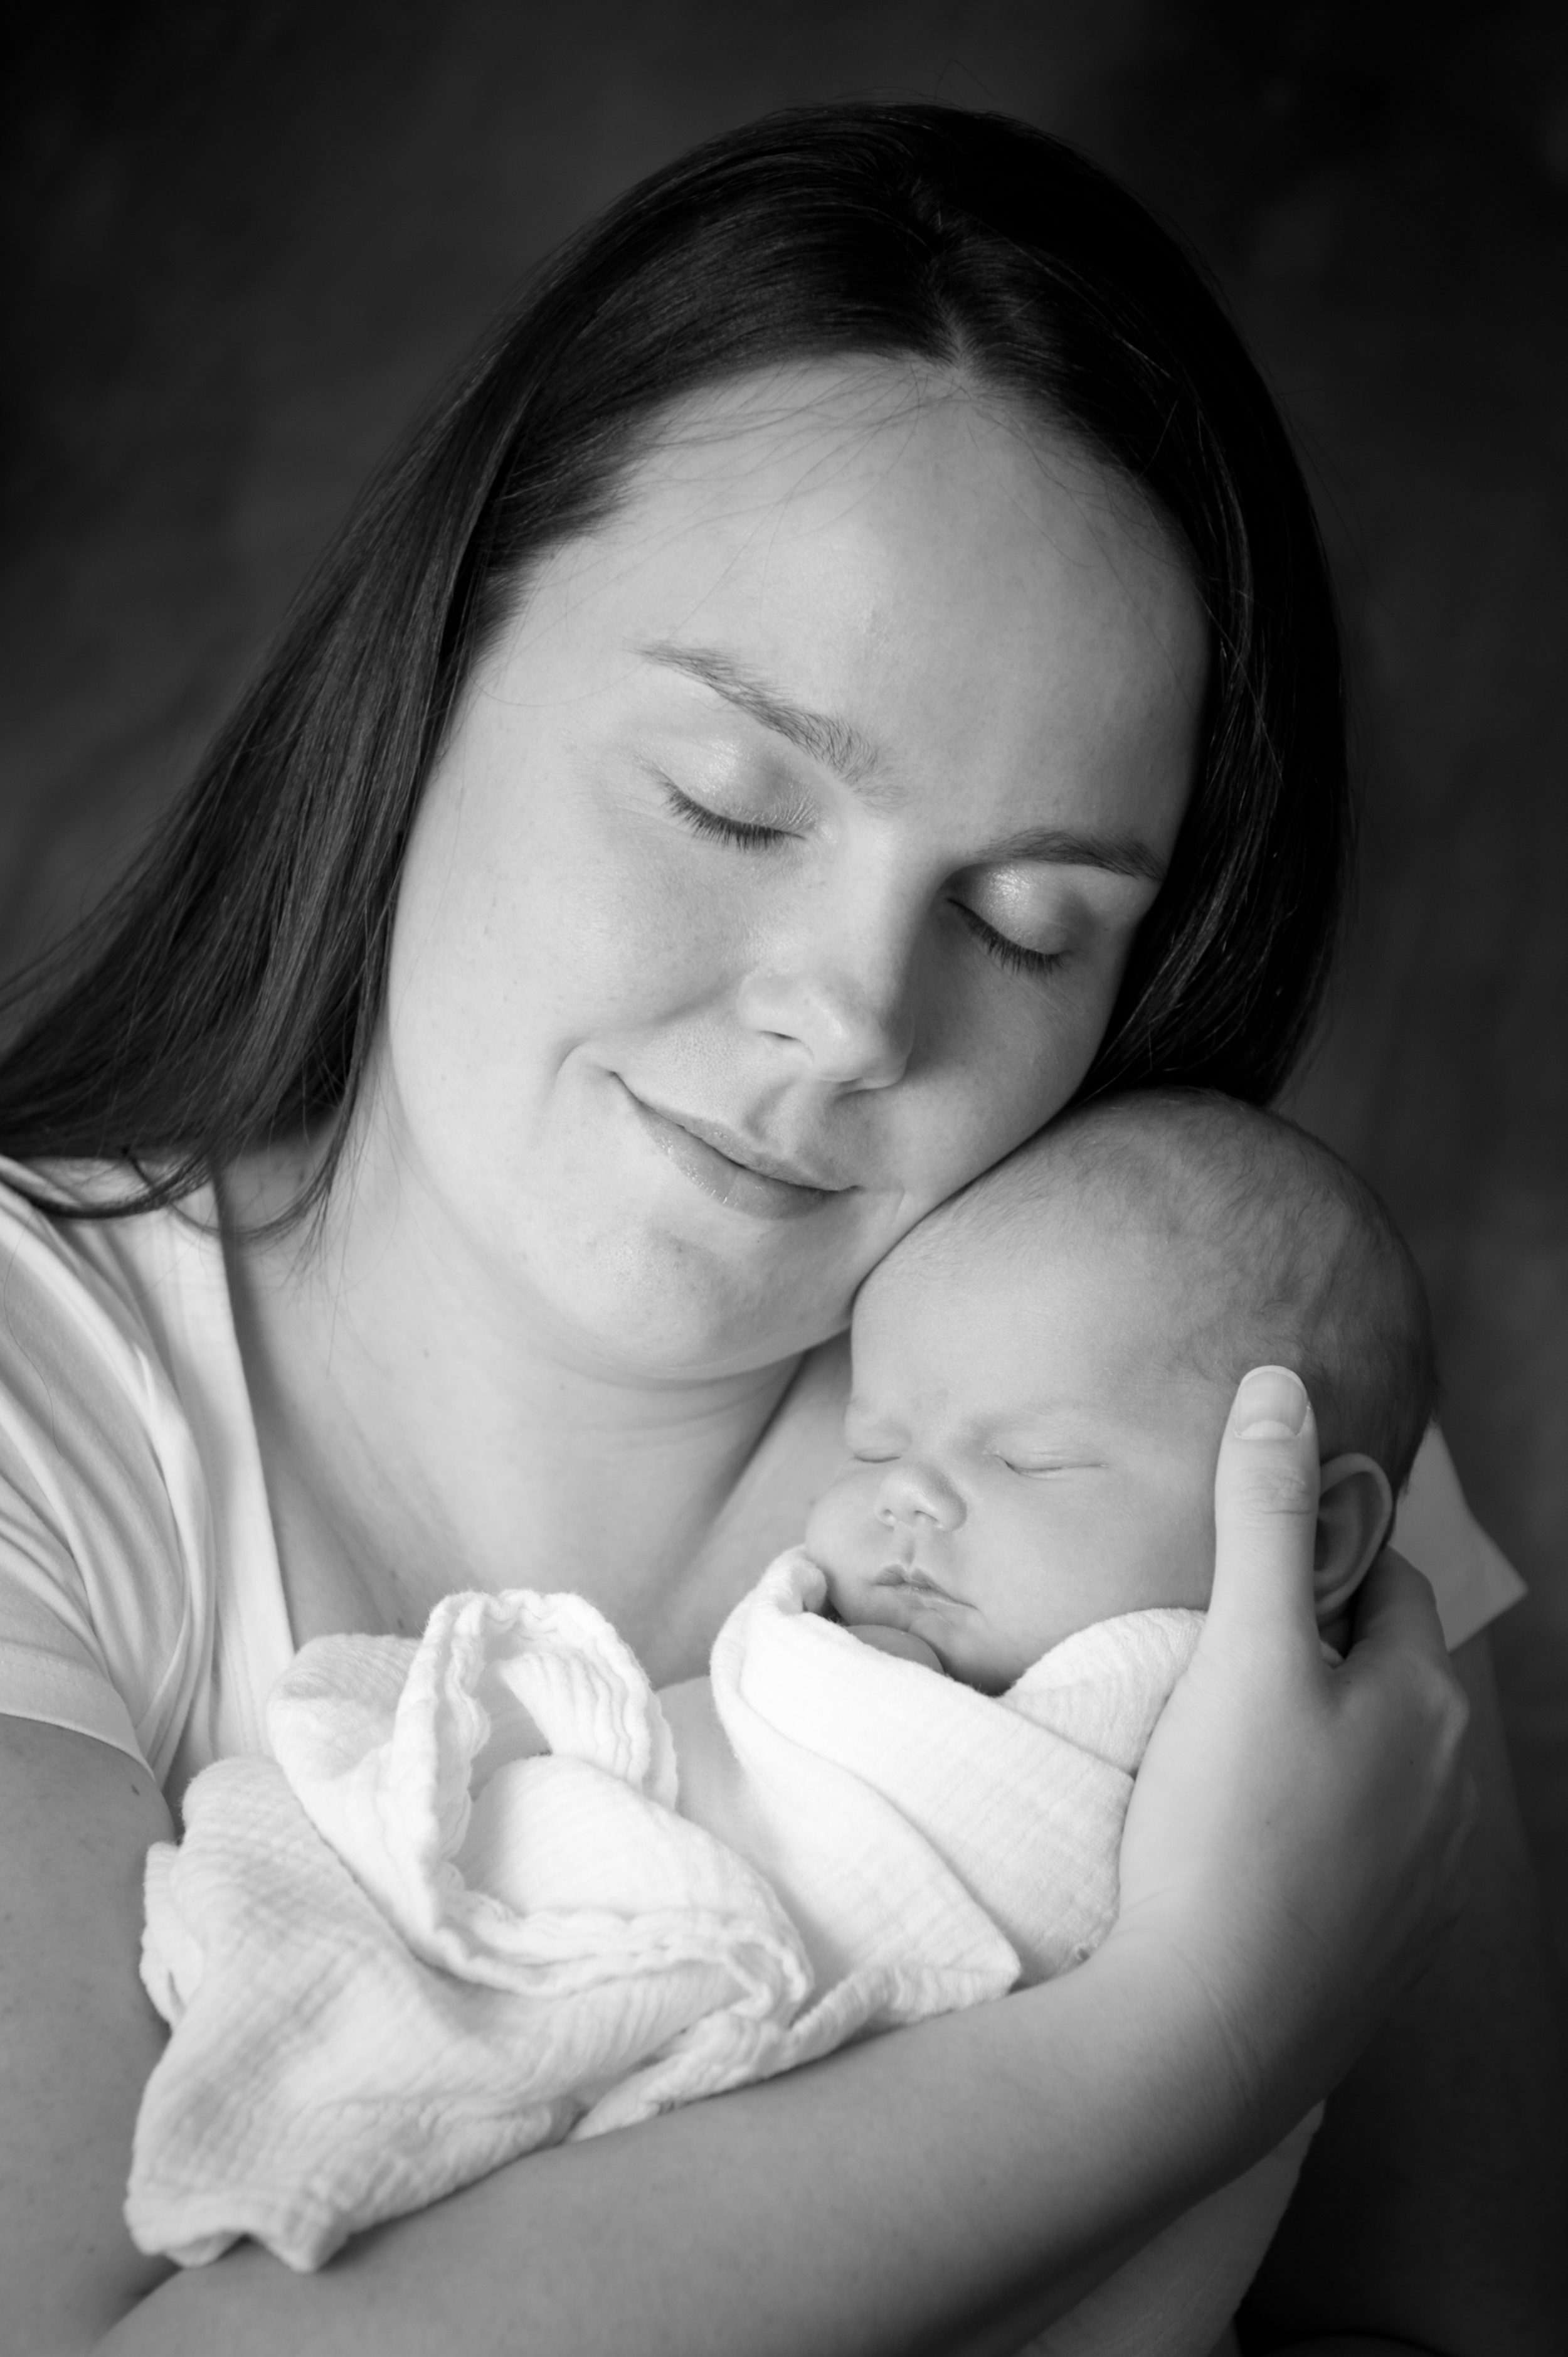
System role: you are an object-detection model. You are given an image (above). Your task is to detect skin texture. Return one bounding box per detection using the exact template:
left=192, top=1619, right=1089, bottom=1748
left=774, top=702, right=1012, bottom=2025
left=0, top=359, right=1552, bottom=2351
left=376, top=368, right=1203, bottom=1373
left=807, top=1210, right=1393, bottom=1689
left=226, top=363, right=1209, bottom=1680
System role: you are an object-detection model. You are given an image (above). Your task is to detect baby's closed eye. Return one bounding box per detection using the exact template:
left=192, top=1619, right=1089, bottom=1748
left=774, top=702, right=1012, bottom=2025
left=988, top=1451, right=1103, bottom=1478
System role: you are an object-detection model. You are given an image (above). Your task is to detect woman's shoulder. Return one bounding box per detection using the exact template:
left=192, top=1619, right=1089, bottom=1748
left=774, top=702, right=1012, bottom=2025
left=0, top=1161, right=194, bottom=1426
left=0, top=1162, right=238, bottom=1477
left=0, top=1152, right=205, bottom=1329
left=0, top=1161, right=288, bottom=1790
left=0, top=1165, right=210, bottom=1775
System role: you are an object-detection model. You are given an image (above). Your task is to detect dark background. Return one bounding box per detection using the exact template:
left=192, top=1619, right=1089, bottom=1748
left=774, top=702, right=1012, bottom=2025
left=4, top=0, right=1566, bottom=1982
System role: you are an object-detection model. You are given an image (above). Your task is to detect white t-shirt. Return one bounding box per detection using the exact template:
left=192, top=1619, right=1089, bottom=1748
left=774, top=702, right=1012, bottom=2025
left=0, top=1164, right=1527, bottom=1806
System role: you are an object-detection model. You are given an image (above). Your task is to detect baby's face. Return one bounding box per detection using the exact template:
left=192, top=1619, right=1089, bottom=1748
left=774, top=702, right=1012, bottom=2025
left=804, top=1220, right=1232, bottom=1691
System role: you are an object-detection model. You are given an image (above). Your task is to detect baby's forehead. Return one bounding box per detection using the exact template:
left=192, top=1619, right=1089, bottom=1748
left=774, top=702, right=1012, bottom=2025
left=850, top=1092, right=1428, bottom=1467
left=857, top=1192, right=1221, bottom=1356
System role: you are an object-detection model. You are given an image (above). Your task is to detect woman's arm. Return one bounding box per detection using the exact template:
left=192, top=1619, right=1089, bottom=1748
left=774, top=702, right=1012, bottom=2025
left=3, top=1376, right=1473, bottom=2357
left=0, top=1712, right=1256, bottom=2357
left=0, top=1718, right=177, bottom=2353
left=0, top=1715, right=1263, bottom=2357
left=1239, top=1629, right=1568, bottom=2357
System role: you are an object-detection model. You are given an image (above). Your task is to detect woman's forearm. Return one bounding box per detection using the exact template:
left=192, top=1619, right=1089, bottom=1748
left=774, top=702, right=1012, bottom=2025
left=24, top=1405, right=1475, bottom=2357
left=100, top=1944, right=1247, bottom=2357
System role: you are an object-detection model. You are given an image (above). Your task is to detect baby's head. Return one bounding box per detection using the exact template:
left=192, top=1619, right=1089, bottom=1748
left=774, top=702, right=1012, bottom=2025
left=806, top=1090, right=1436, bottom=1693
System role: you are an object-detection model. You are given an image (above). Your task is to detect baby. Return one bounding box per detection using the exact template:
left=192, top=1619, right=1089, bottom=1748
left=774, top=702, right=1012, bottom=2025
left=805, top=1084, right=1435, bottom=1686
left=130, top=1087, right=1438, bottom=2323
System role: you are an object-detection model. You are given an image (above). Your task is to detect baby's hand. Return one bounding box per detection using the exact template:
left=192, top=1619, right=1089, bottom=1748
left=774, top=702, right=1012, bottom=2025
left=842, top=1622, right=945, bottom=1674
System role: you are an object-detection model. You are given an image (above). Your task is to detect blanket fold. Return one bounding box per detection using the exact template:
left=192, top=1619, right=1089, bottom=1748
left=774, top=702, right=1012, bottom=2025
left=128, top=1553, right=1312, bottom=2354
left=702, top=1553, right=1204, bottom=1986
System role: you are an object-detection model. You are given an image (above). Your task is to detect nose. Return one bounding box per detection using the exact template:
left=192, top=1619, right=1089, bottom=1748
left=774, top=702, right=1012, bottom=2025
left=736, top=891, right=918, bottom=1090
left=875, top=1460, right=966, bottom=1534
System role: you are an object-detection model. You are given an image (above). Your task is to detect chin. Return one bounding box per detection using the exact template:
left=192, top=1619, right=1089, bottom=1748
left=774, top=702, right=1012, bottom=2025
left=545, top=1220, right=850, bottom=1380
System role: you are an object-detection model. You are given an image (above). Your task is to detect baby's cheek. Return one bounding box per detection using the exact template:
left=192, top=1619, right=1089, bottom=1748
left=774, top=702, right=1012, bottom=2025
left=803, top=1469, right=884, bottom=1580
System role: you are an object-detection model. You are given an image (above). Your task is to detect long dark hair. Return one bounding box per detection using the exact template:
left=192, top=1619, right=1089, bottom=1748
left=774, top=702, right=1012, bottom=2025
left=0, top=102, right=1350, bottom=1223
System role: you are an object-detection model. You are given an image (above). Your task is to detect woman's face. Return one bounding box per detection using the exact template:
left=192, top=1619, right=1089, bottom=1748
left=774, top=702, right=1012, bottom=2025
left=377, top=364, right=1209, bottom=1378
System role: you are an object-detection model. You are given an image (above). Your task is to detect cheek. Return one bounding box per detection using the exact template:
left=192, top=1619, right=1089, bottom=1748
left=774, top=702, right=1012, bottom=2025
left=391, top=763, right=746, bottom=1083
left=1088, top=1469, right=1217, bottom=1613
left=974, top=1481, right=1064, bottom=1570
left=804, top=1470, right=883, bottom=1566
left=892, top=963, right=1126, bottom=1221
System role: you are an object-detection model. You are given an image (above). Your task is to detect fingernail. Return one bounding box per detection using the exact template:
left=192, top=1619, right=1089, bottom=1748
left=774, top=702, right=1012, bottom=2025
left=1234, top=1366, right=1310, bottom=1439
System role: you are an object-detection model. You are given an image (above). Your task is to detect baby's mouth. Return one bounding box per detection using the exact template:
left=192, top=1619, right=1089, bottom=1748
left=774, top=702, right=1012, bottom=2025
left=874, top=1563, right=961, bottom=1607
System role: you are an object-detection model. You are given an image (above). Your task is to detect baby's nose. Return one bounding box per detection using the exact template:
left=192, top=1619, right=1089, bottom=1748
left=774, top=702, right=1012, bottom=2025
left=875, top=1460, right=965, bottom=1533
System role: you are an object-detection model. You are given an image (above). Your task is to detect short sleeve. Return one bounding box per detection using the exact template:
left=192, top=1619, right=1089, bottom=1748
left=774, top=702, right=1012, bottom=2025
left=0, top=1185, right=212, bottom=1781
left=1392, top=1425, right=1525, bottom=1652
left=0, top=1473, right=151, bottom=1766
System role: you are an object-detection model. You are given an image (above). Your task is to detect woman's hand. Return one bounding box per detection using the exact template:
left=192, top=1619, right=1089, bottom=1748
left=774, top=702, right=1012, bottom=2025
left=9, top=1367, right=1480, bottom=2357
left=1111, top=1365, right=1474, bottom=2152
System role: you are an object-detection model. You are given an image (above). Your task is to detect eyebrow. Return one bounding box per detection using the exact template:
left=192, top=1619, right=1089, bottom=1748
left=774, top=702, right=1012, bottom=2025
left=639, top=640, right=881, bottom=787
left=978, top=824, right=1168, bottom=886
left=638, top=638, right=1168, bottom=886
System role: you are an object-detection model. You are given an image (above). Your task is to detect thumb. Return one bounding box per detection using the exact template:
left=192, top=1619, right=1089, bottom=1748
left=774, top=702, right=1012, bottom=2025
left=1206, top=1365, right=1323, bottom=1659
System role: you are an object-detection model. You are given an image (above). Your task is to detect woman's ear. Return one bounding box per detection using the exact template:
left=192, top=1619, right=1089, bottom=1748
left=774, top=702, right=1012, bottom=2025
left=1314, top=1452, right=1396, bottom=1622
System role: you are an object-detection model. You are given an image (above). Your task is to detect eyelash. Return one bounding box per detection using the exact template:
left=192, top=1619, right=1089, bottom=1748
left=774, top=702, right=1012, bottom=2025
left=660, top=779, right=792, bottom=850
left=950, top=902, right=1065, bottom=982
left=661, top=781, right=1064, bottom=982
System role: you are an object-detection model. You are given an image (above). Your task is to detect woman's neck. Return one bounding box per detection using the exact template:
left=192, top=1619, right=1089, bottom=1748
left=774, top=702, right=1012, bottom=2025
left=221, top=1139, right=818, bottom=1684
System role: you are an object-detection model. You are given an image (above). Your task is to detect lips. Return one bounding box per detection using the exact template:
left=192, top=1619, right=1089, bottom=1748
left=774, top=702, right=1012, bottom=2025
left=874, top=1564, right=963, bottom=1608
left=622, top=1082, right=850, bottom=1223
left=661, top=1104, right=849, bottom=1195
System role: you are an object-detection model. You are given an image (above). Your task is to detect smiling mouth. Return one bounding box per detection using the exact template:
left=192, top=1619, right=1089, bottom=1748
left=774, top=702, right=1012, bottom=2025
left=622, top=1083, right=850, bottom=1223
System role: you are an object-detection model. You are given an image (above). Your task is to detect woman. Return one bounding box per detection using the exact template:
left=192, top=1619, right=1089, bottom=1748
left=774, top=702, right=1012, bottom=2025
left=0, top=105, right=1556, bottom=2355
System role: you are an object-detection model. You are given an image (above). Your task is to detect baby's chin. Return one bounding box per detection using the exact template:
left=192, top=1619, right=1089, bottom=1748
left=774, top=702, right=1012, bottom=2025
left=814, top=1562, right=881, bottom=1626
left=817, top=1572, right=1020, bottom=1695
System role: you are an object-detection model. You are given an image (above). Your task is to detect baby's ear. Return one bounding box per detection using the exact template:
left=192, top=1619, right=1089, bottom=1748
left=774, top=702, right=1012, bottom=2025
left=1313, top=1452, right=1395, bottom=1622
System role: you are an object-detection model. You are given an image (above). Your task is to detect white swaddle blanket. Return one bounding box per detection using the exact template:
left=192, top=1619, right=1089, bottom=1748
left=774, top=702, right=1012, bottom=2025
left=128, top=1550, right=1317, bottom=2351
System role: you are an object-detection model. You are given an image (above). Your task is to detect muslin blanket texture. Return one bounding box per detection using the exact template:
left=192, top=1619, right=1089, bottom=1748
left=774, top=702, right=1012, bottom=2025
left=129, top=1549, right=1318, bottom=2354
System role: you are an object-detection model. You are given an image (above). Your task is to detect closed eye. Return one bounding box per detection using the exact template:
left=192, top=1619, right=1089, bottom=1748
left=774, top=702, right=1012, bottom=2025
left=659, top=777, right=797, bottom=849
left=663, top=777, right=1067, bottom=982
left=951, top=901, right=1066, bottom=981
left=995, top=1455, right=1100, bottom=1477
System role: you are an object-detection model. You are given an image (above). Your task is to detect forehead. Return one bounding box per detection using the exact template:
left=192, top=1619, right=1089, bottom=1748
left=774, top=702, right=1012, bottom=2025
left=501, top=359, right=1209, bottom=842
left=852, top=1209, right=1216, bottom=1412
